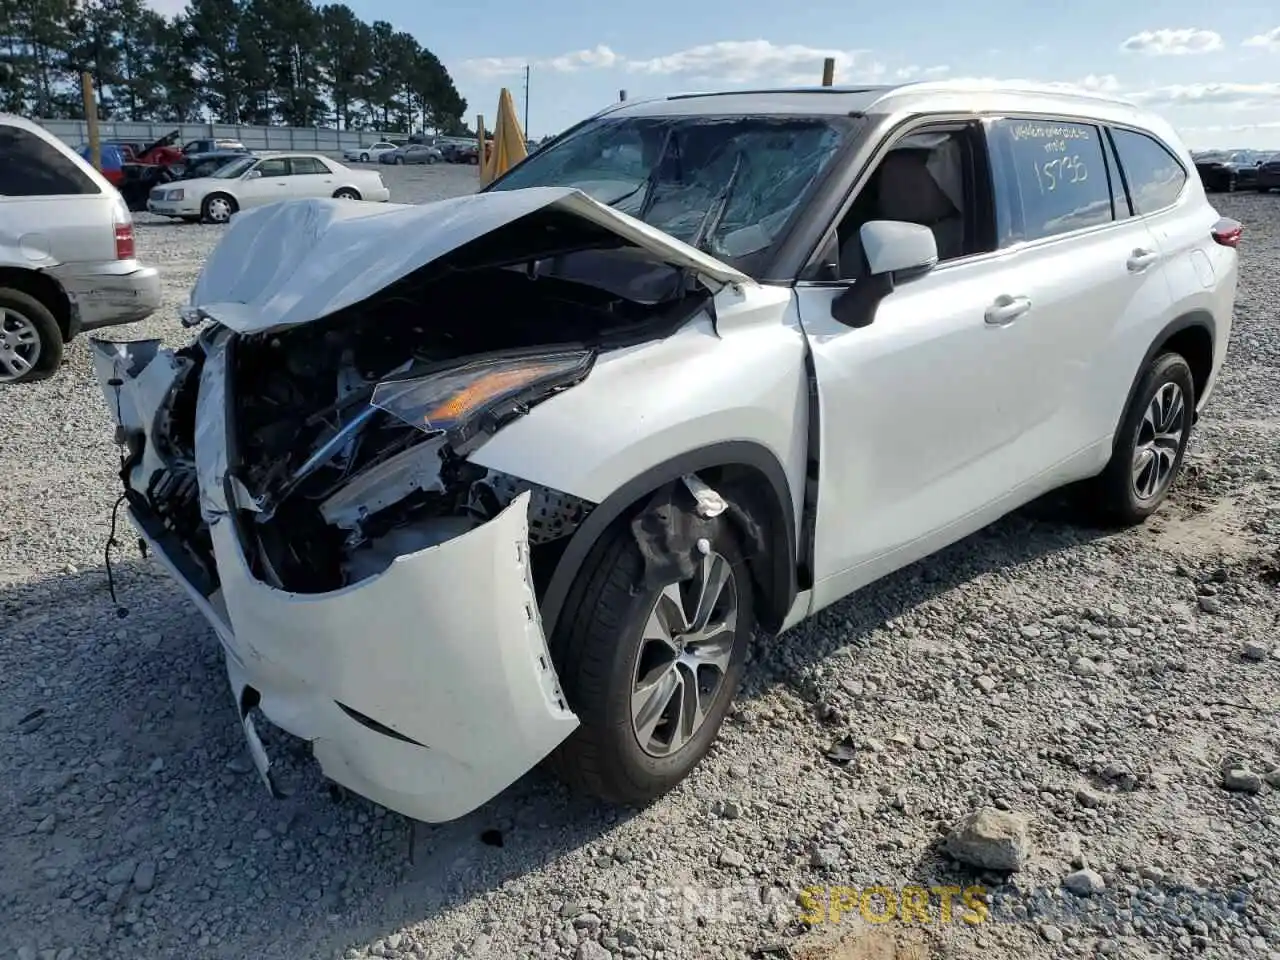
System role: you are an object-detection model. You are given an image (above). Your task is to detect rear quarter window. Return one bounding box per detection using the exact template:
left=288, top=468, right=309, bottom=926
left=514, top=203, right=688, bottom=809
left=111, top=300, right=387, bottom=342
left=1107, top=128, right=1188, bottom=214
left=0, top=125, right=100, bottom=197
left=988, top=118, right=1115, bottom=245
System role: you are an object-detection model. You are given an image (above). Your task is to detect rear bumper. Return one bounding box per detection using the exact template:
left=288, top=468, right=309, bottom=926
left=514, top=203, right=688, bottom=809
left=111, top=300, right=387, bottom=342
left=90, top=336, right=579, bottom=823
left=49, top=261, right=162, bottom=336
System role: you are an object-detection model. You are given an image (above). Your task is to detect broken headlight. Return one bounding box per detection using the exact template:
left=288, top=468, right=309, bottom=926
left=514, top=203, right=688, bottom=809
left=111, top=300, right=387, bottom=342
left=371, top=350, right=595, bottom=445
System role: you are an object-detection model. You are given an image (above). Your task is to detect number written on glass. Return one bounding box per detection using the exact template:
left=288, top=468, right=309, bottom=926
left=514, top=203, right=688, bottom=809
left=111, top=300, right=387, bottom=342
left=1031, top=154, right=1088, bottom=193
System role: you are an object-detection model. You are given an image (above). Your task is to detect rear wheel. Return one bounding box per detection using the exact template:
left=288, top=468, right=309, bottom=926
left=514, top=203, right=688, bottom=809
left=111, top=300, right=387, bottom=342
left=359, top=152, right=369, bottom=162
left=1086, top=352, right=1195, bottom=526
left=333, top=188, right=361, bottom=200
left=395, top=156, right=405, bottom=165
left=201, top=193, right=237, bottom=224
left=546, top=516, right=754, bottom=807
left=0, top=287, right=62, bottom=384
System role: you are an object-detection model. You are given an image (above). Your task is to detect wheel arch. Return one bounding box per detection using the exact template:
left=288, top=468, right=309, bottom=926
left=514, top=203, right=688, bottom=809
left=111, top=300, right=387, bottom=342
left=1115, top=311, right=1215, bottom=444
left=0, top=267, right=73, bottom=341
left=538, top=440, right=799, bottom=639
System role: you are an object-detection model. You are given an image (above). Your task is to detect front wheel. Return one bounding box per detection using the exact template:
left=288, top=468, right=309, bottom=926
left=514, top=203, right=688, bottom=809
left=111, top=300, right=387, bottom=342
left=395, top=156, right=405, bottom=165
left=359, top=153, right=369, bottom=162
left=546, top=515, right=754, bottom=807
left=201, top=193, right=237, bottom=224
left=1086, top=352, right=1195, bottom=526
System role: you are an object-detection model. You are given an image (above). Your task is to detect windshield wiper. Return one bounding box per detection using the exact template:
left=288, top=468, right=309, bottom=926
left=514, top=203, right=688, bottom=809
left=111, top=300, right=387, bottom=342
left=688, top=149, right=744, bottom=254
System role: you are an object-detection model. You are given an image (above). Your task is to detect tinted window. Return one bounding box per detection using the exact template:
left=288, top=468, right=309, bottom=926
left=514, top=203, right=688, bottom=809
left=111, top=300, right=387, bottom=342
left=257, top=158, right=289, bottom=177
left=289, top=157, right=327, bottom=175
left=989, top=119, right=1114, bottom=244
left=0, top=125, right=99, bottom=197
left=1109, top=128, right=1187, bottom=214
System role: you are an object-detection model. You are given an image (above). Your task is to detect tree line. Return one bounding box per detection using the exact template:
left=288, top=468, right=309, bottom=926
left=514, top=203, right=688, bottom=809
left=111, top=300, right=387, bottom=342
left=0, top=0, right=471, bottom=134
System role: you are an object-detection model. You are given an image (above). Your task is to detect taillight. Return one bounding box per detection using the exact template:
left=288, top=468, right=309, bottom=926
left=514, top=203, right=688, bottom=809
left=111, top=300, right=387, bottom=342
left=1211, top=217, right=1242, bottom=248
left=114, top=221, right=135, bottom=260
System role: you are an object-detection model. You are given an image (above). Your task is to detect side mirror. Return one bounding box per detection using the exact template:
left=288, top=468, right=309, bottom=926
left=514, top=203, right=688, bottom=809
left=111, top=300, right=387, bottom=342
left=244, top=169, right=262, bottom=180
left=831, top=221, right=938, bottom=329
left=860, top=220, right=938, bottom=279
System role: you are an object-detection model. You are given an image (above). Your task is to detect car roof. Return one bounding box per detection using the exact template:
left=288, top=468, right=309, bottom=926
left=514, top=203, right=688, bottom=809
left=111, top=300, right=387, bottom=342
left=599, top=79, right=1148, bottom=126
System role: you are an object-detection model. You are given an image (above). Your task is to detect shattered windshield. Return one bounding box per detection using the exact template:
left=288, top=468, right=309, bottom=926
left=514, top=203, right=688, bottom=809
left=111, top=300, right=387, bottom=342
left=486, top=114, right=856, bottom=273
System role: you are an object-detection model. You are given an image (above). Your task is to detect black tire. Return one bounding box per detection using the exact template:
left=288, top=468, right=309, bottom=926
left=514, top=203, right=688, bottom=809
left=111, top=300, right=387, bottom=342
left=1086, top=352, right=1195, bottom=526
left=1258, top=186, right=1271, bottom=194
left=333, top=188, right=361, bottom=200
left=0, top=286, right=63, bottom=384
left=201, top=192, right=237, bottom=224
left=359, top=153, right=369, bottom=162
left=545, top=514, right=754, bottom=807
left=395, top=156, right=405, bottom=165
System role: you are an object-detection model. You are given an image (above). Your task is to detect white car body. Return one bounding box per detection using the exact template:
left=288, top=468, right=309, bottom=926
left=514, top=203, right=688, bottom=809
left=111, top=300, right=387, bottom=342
left=344, top=142, right=399, bottom=162
left=147, top=153, right=390, bottom=222
left=95, top=82, right=1238, bottom=823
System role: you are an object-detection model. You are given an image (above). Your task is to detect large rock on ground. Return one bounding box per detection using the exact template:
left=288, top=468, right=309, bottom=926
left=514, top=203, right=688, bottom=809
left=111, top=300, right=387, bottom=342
left=943, top=808, right=1032, bottom=872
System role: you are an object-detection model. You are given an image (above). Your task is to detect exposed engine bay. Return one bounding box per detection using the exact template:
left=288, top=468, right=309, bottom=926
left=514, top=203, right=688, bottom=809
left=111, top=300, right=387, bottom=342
left=129, top=249, right=712, bottom=596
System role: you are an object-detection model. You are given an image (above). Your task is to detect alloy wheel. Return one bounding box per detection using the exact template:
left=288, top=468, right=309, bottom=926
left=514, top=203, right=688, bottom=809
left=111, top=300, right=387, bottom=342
left=630, top=550, right=739, bottom=757
left=1131, top=382, right=1186, bottom=501
left=0, top=307, right=42, bottom=382
left=206, top=197, right=232, bottom=223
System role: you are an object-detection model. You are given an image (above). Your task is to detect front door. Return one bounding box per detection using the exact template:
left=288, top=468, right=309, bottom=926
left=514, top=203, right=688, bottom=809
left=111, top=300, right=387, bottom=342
left=237, top=157, right=292, bottom=208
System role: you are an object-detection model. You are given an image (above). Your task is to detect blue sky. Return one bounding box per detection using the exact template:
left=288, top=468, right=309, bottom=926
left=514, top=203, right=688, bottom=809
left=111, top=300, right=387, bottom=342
left=149, top=0, right=1280, bottom=148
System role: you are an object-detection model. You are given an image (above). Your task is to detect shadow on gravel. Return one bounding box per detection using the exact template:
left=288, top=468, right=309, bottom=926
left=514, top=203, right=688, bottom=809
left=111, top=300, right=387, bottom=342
left=0, top=488, right=1112, bottom=959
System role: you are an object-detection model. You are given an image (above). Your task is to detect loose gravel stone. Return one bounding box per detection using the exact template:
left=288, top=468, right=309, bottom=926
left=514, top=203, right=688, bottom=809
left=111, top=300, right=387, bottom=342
left=1223, top=768, right=1265, bottom=793
left=1064, top=869, right=1106, bottom=896
left=943, top=808, right=1031, bottom=871
left=1, top=171, right=1278, bottom=960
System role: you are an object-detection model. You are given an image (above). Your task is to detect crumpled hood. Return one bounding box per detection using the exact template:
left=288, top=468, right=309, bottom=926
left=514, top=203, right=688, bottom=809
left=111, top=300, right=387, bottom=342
left=189, top=186, right=754, bottom=335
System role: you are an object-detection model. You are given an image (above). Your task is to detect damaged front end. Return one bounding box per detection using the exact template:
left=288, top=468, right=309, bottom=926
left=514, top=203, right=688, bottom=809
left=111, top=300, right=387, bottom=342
left=90, top=188, right=746, bottom=822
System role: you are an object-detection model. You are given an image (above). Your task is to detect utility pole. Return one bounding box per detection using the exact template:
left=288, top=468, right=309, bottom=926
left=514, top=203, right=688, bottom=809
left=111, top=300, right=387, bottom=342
left=522, top=64, right=530, bottom=136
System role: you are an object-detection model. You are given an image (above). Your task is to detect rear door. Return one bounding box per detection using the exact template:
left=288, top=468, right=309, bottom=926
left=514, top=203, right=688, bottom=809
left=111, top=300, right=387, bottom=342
left=983, top=116, right=1174, bottom=459
left=0, top=122, right=117, bottom=267
left=287, top=156, right=335, bottom=197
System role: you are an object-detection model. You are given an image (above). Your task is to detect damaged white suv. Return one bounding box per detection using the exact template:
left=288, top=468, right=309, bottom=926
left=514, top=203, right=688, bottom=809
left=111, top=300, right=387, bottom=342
left=93, top=81, right=1240, bottom=823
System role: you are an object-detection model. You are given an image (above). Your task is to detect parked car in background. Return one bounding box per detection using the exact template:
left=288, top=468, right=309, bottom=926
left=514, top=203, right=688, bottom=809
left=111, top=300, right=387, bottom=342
left=1256, top=156, right=1280, bottom=193
left=344, top=141, right=399, bottom=163
left=379, top=143, right=443, bottom=165
left=442, top=141, right=482, bottom=164
left=1193, top=152, right=1260, bottom=192
left=183, top=138, right=249, bottom=155
left=92, top=81, right=1238, bottom=823
left=173, top=149, right=255, bottom=180
left=147, top=152, right=390, bottom=223
left=77, top=142, right=129, bottom=187
left=1, top=114, right=161, bottom=383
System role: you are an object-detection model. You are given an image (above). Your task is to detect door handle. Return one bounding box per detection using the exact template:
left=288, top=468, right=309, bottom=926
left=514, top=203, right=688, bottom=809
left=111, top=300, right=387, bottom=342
left=985, top=294, right=1032, bottom=325
left=1127, top=248, right=1160, bottom=272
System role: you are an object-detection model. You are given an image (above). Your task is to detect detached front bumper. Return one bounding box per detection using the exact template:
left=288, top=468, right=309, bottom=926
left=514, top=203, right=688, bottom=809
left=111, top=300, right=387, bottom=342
left=91, top=337, right=579, bottom=823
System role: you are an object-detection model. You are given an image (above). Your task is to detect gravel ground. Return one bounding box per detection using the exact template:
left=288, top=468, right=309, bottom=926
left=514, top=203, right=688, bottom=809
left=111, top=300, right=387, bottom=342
left=1, top=168, right=1277, bottom=960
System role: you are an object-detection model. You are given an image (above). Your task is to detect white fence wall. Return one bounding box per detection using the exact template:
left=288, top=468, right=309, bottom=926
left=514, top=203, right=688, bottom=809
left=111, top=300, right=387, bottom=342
left=31, top=118, right=398, bottom=156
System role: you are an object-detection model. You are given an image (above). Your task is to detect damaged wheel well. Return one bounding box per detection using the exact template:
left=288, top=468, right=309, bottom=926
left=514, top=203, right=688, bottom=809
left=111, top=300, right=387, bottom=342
left=537, top=442, right=798, bottom=637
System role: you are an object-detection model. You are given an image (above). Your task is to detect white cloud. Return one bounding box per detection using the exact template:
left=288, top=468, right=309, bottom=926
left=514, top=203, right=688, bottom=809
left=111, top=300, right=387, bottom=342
left=1131, top=81, right=1280, bottom=108
left=546, top=45, right=621, bottom=73
left=624, top=40, right=885, bottom=85
left=1242, top=27, right=1280, bottom=51
left=1120, top=28, right=1224, bottom=55
left=461, top=56, right=529, bottom=79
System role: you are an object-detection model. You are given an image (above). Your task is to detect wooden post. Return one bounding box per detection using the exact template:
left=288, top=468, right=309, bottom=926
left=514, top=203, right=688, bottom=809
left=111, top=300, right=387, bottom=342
left=81, top=71, right=101, bottom=171
left=476, top=114, right=486, bottom=184
left=821, top=58, right=835, bottom=87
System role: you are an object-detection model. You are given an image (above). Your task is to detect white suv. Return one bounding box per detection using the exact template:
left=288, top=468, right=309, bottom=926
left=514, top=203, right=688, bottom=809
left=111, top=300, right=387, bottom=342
left=1, top=115, right=161, bottom=383
left=92, top=81, right=1238, bottom=823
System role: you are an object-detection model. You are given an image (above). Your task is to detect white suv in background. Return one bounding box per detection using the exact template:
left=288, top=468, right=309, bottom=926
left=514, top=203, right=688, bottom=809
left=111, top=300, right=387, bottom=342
left=93, top=81, right=1239, bottom=824
left=0, top=115, right=161, bottom=383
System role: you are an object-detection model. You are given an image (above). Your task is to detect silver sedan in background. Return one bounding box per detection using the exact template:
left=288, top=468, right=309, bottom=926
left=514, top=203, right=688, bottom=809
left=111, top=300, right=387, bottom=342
left=379, top=143, right=443, bottom=165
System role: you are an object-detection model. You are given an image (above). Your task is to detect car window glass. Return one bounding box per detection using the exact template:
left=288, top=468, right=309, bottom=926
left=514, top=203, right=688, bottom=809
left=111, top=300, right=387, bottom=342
left=257, top=158, right=289, bottom=177
left=833, top=127, right=987, bottom=278
left=1109, top=128, right=1187, bottom=215
left=0, top=125, right=100, bottom=197
left=988, top=119, right=1114, bottom=244
left=289, top=157, right=326, bottom=175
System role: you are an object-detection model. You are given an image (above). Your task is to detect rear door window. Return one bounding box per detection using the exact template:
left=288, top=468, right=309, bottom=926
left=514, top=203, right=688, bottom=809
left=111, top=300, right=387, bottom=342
left=1107, top=128, right=1187, bottom=215
left=288, top=157, right=328, bottom=175
left=0, top=125, right=100, bottom=197
left=987, top=118, right=1116, bottom=245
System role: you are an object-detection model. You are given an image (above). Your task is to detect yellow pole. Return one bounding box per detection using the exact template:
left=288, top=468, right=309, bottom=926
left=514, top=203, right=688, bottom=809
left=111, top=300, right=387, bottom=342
left=476, top=114, right=487, bottom=184
left=821, top=58, right=835, bottom=86
left=81, top=71, right=101, bottom=171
